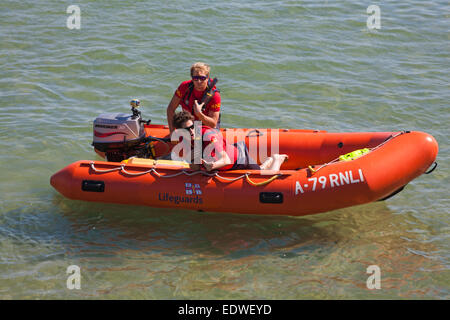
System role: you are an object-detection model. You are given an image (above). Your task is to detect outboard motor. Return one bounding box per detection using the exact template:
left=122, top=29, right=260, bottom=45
left=92, top=99, right=152, bottom=162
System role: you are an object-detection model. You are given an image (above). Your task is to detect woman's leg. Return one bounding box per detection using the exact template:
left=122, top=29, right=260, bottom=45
left=266, top=154, right=288, bottom=171
left=259, top=157, right=274, bottom=170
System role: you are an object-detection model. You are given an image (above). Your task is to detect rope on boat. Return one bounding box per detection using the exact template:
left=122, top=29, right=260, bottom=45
left=88, top=163, right=124, bottom=173
left=245, top=173, right=282, bottom=186
left=307, top=131, right=407, bottom=175
left=89, top=162, right=280, bottom=186
left=369, top=131, right=405, bottom=152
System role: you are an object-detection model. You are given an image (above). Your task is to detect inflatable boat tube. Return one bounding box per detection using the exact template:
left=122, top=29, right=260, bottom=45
left=50, top=126, right=438, bottom=217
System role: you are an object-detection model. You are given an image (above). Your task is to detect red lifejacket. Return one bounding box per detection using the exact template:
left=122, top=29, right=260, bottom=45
left=200, top=126, right=236, bottom=171
left=180, top=78, right=221, bottom=128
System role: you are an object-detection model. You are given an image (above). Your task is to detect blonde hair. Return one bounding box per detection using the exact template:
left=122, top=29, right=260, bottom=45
left=190, top=62, right=210, bottom=76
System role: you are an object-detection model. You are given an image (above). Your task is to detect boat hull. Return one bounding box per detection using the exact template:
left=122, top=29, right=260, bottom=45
left=50, top=129, right=438, bottom=216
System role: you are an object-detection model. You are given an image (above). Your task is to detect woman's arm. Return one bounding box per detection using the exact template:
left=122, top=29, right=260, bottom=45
left=202, top=150, right=232, bottom=171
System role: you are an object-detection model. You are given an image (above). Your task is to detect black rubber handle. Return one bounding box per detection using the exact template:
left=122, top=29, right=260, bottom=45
left=425, top=162, right=437, bottom=174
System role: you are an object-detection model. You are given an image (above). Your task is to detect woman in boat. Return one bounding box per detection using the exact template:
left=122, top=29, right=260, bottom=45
left=172, top=111, right=288, bottom=172
left=166, top=62, right=221, bottom=133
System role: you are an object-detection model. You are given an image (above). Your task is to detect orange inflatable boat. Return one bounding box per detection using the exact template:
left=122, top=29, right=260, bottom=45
left=50, top=111, right=439, bottom=216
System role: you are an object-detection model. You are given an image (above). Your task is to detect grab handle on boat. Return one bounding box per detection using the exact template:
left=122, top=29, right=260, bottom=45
left=425, top=162, right=437, bottom=174
left=246, top=129, right=263, bottom=137
left=245, top=173, right=281, bottom=186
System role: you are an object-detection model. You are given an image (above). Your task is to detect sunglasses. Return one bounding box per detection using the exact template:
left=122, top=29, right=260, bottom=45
left=182, top=124, right=195, bottom=131
left=192, top=75, right=208, bottom=81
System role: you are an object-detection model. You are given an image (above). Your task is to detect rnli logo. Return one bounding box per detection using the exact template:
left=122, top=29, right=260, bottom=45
left=185, top=183, right=202, bottom=195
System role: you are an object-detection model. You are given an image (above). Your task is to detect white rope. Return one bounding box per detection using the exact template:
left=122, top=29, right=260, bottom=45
left=120, top=167, right=154, bottom=176
left=215, top=173, right=248, bottom=181
left=89, top=162, right=123, bottom=173
left=309, top=131, right=406, bottom=174
left=89, top=161, right=257, bottom=183
left=309, top=158, right=340, bottom=174
left=369, top=131, right=404, bottom=152
left=152, top=170, right=188, bottom=178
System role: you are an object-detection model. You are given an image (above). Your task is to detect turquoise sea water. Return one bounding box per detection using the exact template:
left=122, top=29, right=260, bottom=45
left=0, top=0, right=448, bottom=299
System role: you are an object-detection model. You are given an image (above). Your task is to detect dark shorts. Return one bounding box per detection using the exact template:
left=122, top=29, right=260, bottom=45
left=230, top=141, right=260, bottom=170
